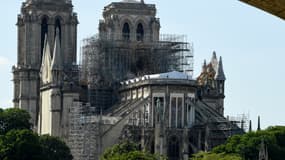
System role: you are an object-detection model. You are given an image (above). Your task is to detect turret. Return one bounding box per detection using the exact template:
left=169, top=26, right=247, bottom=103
left=215, top=56, right=226, bottom=94
left=257, top=116, right=261, bottom=131
left=211, top=51, right=218, bottom=72
left=215, top=56, right=226, bottom=81
left=202, top=60, right=207, bottom=72
left=249, top=120, right=252, bottom=132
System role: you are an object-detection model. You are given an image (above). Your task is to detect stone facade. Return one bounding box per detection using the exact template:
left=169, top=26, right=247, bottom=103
left=13, top=0, right=243, bottom=160
left=99, top=0, right=160, bottom=42
left=13, top=0, right=78, bottom=135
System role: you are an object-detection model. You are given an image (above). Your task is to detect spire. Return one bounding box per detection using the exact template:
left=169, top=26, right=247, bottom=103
left=249, top=120, right=252, bottom=132
left=141, top=0, right=145, bottom=3
left=40, top=34, right=52, bottom=83
left=215, top=56, right=226, bottom=80
left=212, top=51, right=217, bottom=60
left=202, top=59, right=207, bottom=72
left=51, top=28, right=63, bottom=71
left=211, top=51, right=218, bottom=71
left=257, top=116, right=261, bottom=131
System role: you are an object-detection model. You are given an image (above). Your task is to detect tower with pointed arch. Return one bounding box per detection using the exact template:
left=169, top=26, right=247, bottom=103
left=13, top=0, right=78, bottom=132
left=12, top=0, right=244, bottom=159
left=99, top=0, right=160, bottom=42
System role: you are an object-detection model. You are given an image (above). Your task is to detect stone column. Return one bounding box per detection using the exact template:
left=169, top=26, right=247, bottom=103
left=62, top=92, right=80, bottom=139
left=13, top=68, right=20, bottom=108
left=182, top=97, right=185, bottom=127
left=19, top=70, right=29, bottom=114
left=183, top=128, right=189, bottom=160
left=189, top=106, right=195, bottom=127
left=51, top=88, right=62, bottom=137
left=154, top=126, right=160, bottom=154
left=160, top=135, right=164, bottom=155
left=29, top=70, right=39, bottom=129
left=141, top=116, right=145, bottom=151
left=169, top=101, right=171, bottom=127
left=198, top=130, right=201, bottom=150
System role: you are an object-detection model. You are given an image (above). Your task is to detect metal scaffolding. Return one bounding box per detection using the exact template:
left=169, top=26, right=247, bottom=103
left=228, top=113, right=249, bottom=132
left=68, top=102, right=100, bottom=160
left=79, top=33, right=194, bottom=111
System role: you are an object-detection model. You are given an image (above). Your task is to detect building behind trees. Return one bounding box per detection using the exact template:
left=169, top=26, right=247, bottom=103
left=13, top=0, right=243, bottom=159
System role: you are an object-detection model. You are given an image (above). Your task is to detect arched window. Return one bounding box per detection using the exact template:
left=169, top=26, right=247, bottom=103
left=136, top=23, right=144, bottom=41
left=122, top=22, right=130, bottom=41
left=55, top=18, right=62, bottom=42
left=41, top=17, right=48, bottom=59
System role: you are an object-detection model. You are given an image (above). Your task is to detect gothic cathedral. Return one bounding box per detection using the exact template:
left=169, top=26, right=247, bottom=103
left=13, top=1, right=243, bottom=160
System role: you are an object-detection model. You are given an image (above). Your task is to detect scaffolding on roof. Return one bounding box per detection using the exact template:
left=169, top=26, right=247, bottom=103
left=228, top=113, right=249, bottom=132
left=79, top=33, right=194, bottom=111
left=68, top=102, right=102, bottom=160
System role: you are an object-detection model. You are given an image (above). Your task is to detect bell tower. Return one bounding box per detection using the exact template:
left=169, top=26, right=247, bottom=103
left=99, top=0, right=160, bottom=42
left=13, top=0, right=78, bottom=129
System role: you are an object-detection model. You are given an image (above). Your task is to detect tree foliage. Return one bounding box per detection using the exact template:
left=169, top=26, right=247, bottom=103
left=101, top=141, right=163, bottom=160
left=0, top=108, right=73, bottom=160
left=0, top=129, right=42, bottom=160
left=39, top=135, right=73, bottom=160
left=212, top=126, right=285, bottom=160
left=191, top=152, right=242, bottom=160
left=0, top=108, right=31, bottom=134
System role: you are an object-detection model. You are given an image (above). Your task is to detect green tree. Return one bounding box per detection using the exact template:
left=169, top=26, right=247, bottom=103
left=0, top=108, right=31, bottom=134
left=39, top=135, right=73, bottom=160
left=0, top=108, right=73, bottom=160
left=191, top=152, right=242, bottom=160
left=101, top=141, right=163, bottom=160
left=212, top=126, right=285, bottom=160
left=0, top=129, right=42, bottom=160
left=0, top=130, right=73, bottom=160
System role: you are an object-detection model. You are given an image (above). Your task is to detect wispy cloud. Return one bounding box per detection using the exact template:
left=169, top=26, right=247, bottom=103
left=0, top=56, right=11, bottom=66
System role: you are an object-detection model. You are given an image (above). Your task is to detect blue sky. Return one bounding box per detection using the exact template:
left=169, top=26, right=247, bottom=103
left=1, top=0, right=285, bottom=130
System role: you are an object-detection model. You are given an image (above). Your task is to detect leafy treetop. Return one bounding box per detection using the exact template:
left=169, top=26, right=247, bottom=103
left=0, top=108, right=31, bottom=135
left=212, top=126, right=285, bottom=160
left=101, top=141, right=165, bottom=160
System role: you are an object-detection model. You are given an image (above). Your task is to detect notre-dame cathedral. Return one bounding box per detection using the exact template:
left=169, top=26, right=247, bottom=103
left=13, top=0, right=243, bottom=160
